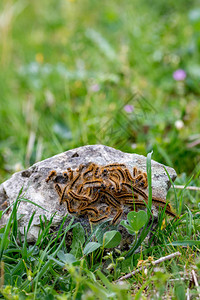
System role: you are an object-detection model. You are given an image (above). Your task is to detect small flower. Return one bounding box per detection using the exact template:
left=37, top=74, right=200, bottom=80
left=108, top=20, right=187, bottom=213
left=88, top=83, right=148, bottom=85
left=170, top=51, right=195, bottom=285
left=175, top=120, right=184, bottom=130
left=103, top=255, right=110, bottom=260
left=115, top=249, right=121, bottom=255
left=116, top=257, right=125, bottom=262
left=107, top=263, right=114, bottom=270
left=131, top=143, right=137, bottom=150
left=124, top=104, right=134, bottom=113
left=90, top=83, right=100, bottom=92
left=144, top=267, right=148, bottom=276
left=173, top=69, right=186, bottom=81
left=14, top=162, right=23, bottom=172
left=35, top=53, right=44, bottom=64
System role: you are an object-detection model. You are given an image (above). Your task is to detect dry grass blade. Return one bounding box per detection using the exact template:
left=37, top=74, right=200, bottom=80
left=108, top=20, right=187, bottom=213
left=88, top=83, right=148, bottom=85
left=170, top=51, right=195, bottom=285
left=174, top=185, right=200, bottom=192
left=191, top=270, right=200, bottom=298
left=186, top=288, right=190, bottom=300
left=0, top=261, right=4, bottom=288
left=25, top=130, right=36, bottom=166
left=115, top=251, right=181, bottom=282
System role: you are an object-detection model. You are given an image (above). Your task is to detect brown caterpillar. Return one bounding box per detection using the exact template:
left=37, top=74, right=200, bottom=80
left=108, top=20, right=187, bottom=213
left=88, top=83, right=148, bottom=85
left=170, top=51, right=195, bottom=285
left=46, top=162, right=176, bottom=224
left=46, top=170, right=57, bottom=183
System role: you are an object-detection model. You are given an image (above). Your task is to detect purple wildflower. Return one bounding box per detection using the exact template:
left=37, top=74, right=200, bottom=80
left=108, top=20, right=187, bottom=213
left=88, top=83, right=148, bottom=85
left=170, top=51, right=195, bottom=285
left=90, top=83, right=100, bottom=92
left=124, top=104, right=134, bottom=113
left=173, top=69, right=186, bottom=81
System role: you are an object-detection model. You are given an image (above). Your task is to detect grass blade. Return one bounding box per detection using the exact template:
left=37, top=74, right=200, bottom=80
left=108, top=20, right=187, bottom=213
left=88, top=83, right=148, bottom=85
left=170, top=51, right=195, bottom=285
left=147, top=151, right=153, bottom=218
left=168, top=240, right=200, bottom=246
left=33, top=217, right=74, bottom=298
left=163, top=166, right=179, bottom=215
left=22, top=211, right=36, bottom=260
left=0, top=188, right=23, bottom=261
left=178, top=175, right=194, bottom=215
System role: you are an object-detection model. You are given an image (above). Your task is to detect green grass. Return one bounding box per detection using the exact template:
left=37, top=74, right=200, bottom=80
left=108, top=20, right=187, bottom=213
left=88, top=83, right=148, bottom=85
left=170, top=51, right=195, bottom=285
left=0, top=166, right=200, bottom=299
left=0, top=0, right=200, bottom=179
left=0, top=0, right=200, bottom=298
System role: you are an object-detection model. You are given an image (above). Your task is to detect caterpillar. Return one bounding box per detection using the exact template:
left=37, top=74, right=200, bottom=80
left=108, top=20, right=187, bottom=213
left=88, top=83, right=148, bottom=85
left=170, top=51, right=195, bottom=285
left=46, top=162, right=176, bottom=224
left=46, top=170, right=57, bottom=183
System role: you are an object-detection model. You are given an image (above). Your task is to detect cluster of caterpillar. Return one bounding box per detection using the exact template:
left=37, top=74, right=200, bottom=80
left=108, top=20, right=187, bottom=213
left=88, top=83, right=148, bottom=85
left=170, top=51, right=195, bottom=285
left=46, top=162, right=176, bottom=224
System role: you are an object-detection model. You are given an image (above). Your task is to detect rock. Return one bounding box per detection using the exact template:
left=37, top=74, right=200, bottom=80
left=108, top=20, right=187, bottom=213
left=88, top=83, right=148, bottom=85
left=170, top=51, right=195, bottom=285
left=0, top=145, right=177, bottom=242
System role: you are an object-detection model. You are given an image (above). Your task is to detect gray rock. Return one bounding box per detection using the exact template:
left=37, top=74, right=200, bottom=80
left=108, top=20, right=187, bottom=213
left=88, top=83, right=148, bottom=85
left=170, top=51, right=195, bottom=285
left=0, top=145, right=177, bottom=242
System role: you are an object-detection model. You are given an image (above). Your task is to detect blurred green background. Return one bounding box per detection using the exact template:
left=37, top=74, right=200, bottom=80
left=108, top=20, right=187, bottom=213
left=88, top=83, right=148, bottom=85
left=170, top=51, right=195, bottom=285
left=0, top=0, right=200, bottom=183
